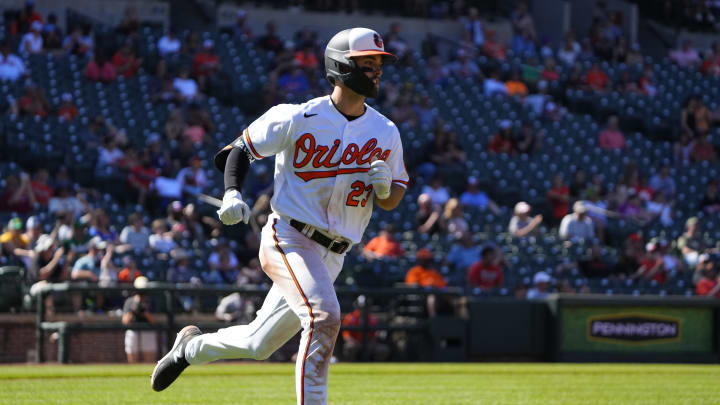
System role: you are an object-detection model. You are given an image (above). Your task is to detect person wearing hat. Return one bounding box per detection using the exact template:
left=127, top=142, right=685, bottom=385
left=19, top=20, right=43, bottom=55
left=677, top=217, right=706, bottom=267
left=526, top=271, right=551, bottom=299
left=509, top=201, right=542, bottom=238
left=460, top=177, right=501, bottom=214
left=28, top=234, right=71, bottom=315
left=405, top=248, right=447, bottom=288
left=192, top=38, right=220, bottom=90
left=559, top=200, right=595, bottom=241
left=340, top=295, right=390, bottom=362
left=693, top=253, right=715, bottom=286
left=10, top=216, right=43, bottom=269
left=1, top=218, right=29, bottom=256
left=122, top=276, right=157, bottom=363
left=630, top=238, right=669, bottom=284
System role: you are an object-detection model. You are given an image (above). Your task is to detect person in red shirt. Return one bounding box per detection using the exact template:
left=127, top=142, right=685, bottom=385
left=696, top=259, right=720, bottom=297
left=127, top=151, right=159, bottom=206
left=405, top=248, right=447, bottom=288
left=363, top=224, right=404, bottom=260
left=631, top=240, right=667, bottom=284
left=547, top=173, right=570, bottom=225
left=467, top=246, right=505, bottom=290
left=193, top=39, right=220, bottom=90
left=488, top=120, right=515, bottom=154
left=690, top=134, right=718, bottom=162
left=57, top=93, right=78, bottom=121
left=30, top=168, right=53, bottom=206
left=341, top=295, right=390, bottom=361
left=483, top=29, right=507, bottom=60
left=112, top=42, right=142, bottom=79
left=541, top=57, right=560, bottom=82
left=598, top=115, right=626, bottom=150
left=585, top=62, right=610, bottom=91
left=17, top=84, right=49, bottom=118
left=85, top=51, right=117, bottom=83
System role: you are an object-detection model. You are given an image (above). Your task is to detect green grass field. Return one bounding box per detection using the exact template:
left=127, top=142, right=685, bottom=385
left=1, top=362, right=719, bottom=404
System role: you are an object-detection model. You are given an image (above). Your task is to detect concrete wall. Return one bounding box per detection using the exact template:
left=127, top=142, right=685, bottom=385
left=3, top=0, right=169, bottom=31
left=217, top=4, right=512, bottom=50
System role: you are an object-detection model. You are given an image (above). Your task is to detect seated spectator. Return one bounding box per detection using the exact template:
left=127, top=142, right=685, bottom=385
left=467, top=246, right=505, bottom=290
left=421, top=176, right=450, bottom=207
left=459, top=177, right=501, bottom=214
left=19, top=21, right=43, bottom=56
left=618, top=191, right=653, bottom=226
left=117, top=257, right=143, bottom=283
left=513, top=122, right=541, bottom=154
left=0, top=41, right=26, bottom=82
left=48, top=186, right=85, bottom=217
left=30, top=168, right=53, bottom=207
left=277, top=67, right=310, bottom=95
left=597, top=115, right=625, bottom=149
left=566, top=62, right=587, bottom=89
left=690, top=134, right=717, bottom=162
left=418, top=126, right=466, bottom=179
left=294, top=42, right=319, bottom=72
left=112, top=42, right=143, bottom=79
left=341, top=296, right=390, bottom=362
left=167, top=248, right=200, bottom=285
left=578, top=244, right=614, bottom=278
left=639, top=65, right=657, bottom=97
left=119, top=213, right=150, bottom=252
left=483, top=30, right=506, bottom=60
left=57, top=93, right=78, bottom=121
left=616, top=70, right=639, bottom=93
left=71, top=237, right=105, bottom=282
left=649, top=165, right=676, bottom=199
left=42, top=14, right=62, bottom=51
left=448, top=49, right=480, bottom=79
left=526, top=271, right=551, bottom=299
left=62, top=25, right=92, bottom=57
left=701, top=180, right=720, bottom=214
left=95, top=135, right=125, bottom=176
left=84, top=51, right=117, bottom=83
left=645, top=191, right=674, bottom=227
left=509, top=202, right=542, bottom=238
left=416, top=193, right=442, bottom=235
left=193, top=39, right=220, bottom=89
left=0, top=174, right=33, bottom=214
left=701, top=49, right=720, bottom=77
left=630, top=239, right=669, bottom=284
left=696, top=259, right=720, bottom=297
left=232, top=9, right=252, bottom=38
left=488, top=120, right=515, bottom=154
left=505, top=69, right=528, bottom=97
left=483, top=69, right=508, bottom=97
left=677, top=217, right=705, bottom=267
left=670, top=40, right=700, bottom=67
left=547, top=173, right=570, bottom=225
left=1, top=218, right=29, bottom=256
left=525, top=80, right=550, bottom=115
left=405, top=248, right=447, bottom=288
left=541, top=58, right=560, bottom=82
left=585, top=62, right=610, bottom=91
left=443, top=198, right=469, bottom=239
left=363, top=224, right=404, bottom=260
left=173, top=67, right=200, bottom=102
left=425, top=56, right=449, bottom=86
left=446, top=231, right=482, bottom=273
left=148, top=219, right=175, bottom=254
left=257, top=21, right=283, bottom=53
left=559, top=201, right=595, bottom=241
left=17, top=83, right=50, bottom=118
left=205, top=245, right=240, bottom=285
left=157, top=30, right=181, bottom=56
left=557, top=35, right=580, bottom=66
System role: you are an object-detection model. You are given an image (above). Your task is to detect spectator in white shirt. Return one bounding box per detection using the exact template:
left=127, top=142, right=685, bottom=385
left=173, top=67, right=199, bottom=102
left=670, top=40, right=700, bottom=67
left=0, top=41, right=26, bottom=82
left=148, top=219, right=175, bottom=254
left=509, top=201, right=543, bottom=238
left=19, top=21, right=44, bottom=56
left=119, top=213, right=150, bottom=252
left=557, top=36, right=581, bottom=66
left=559, top=201, right=595, bottom=241
left=483, top=69, right=508, bottom=97
left=648, top=165, right=676, bottom=199
left=158, top=30, right=181, bottom=56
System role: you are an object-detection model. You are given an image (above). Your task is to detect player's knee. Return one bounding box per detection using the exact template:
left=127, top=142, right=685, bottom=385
left=315, top=305, right=341, bottom=334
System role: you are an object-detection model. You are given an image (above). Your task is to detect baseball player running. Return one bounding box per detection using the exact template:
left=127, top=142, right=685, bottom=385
left=151, top=27, right=409, bottom=405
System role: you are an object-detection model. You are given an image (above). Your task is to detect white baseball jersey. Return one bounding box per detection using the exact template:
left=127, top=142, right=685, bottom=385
left=235, top=95, right=409, bottom=243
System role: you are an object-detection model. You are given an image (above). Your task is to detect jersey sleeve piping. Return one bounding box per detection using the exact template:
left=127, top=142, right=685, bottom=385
left=243, top=127, right=264, bottom=160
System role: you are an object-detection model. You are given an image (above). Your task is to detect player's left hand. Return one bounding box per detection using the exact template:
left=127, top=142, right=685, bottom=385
left=369, top=159, right=392, bottom=200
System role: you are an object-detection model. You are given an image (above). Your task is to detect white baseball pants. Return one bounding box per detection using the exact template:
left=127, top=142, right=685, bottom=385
left=185, top=213, right=345, bottom=405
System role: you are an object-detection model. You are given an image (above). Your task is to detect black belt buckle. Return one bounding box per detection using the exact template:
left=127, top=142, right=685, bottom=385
left=328, top=240, right=349, bottom=254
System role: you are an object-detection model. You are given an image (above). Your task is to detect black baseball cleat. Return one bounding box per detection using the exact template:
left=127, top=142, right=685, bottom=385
left=151, top=325, right=202, bottom=392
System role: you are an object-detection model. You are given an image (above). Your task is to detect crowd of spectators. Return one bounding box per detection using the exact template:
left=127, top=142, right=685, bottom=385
left=2, top=0, right=720, bottom=327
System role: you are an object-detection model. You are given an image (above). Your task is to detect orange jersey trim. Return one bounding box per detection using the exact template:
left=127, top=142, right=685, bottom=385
left=243, top=128, right=264, bottom=160
left=272, top=218, right=313, bottom=404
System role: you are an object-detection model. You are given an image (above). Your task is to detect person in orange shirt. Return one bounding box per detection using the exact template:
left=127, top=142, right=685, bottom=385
left=405, top=248, right=447, bottom=288
left=118, top=257, right=143, bottom=283
left=57, top=93, right=78, bottom=121
left=363, top=224, right=404, bottom=260
left=505, top=69, right=528, bottom=97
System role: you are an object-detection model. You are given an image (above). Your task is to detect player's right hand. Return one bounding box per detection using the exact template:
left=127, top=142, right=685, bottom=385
left=217, top=189, right=251, bottom=225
